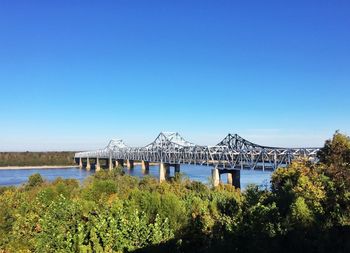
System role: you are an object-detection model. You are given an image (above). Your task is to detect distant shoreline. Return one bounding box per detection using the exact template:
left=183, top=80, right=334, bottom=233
left=0, top=165, right=79, bottom=170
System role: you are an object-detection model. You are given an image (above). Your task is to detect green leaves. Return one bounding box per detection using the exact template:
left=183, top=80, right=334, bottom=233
left=290, top=197, right=314, bottom=227
left=29, top=194, right=175, bottom=252
left=318, top=131, right=350, bottom=167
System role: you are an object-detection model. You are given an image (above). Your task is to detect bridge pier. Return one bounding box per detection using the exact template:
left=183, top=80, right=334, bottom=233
left=109, top=156, right=113, bottom=171
left=79, top=157, right=82, bottom=169
left=227, top=172, right=233, bottom=185
left=95, top=157, right=101, bottom=171
left=165, top=166, right=171, bottom=178
left=86, top=158, right=91, bottom=171
left=220, top=169, right=241, bottom=188
left=159, top=163, right=181, bottom=182
left=212, top=168, right=220, bottom=187
left=141, top=160, right=150, bottom=172
left=232, top=170, right=241, bottom=189
left=211, top=168, right=241, bottom=188
left=159, top=163, right=169, bottom=182
left=174, top=164, right=180, bottom=178
left=126, top=160, right=134, bottom=169
left=116, top=159, right=124, bottom=168
left=103, top=158, right=109, bottom=169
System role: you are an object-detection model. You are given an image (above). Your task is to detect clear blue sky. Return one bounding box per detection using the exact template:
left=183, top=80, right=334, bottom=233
left=0, top=0, right=349, bottom=151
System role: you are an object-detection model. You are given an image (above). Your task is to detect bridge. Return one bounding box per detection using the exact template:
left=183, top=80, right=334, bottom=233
left=74, top=132, right=320, bottom=188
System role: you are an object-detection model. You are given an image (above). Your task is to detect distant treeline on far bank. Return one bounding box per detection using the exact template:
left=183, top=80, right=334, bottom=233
left=0, top=152, right=76, bottom=167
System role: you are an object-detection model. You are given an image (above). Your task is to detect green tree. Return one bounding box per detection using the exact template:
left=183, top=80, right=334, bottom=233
left=27, top=173, right=44, bottom=188
left=318, top=131, right=350, bottom=225
left=271, top=162, right=326, bottom=227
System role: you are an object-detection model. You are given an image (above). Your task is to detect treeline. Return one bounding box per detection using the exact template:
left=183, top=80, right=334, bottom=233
left=0, top=152, right=76, bottom=166
left=0, top=132, right=349, bottom=252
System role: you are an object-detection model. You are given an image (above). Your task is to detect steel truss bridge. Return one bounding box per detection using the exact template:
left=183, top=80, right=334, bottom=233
left=74, top=132, right=320, bottom=171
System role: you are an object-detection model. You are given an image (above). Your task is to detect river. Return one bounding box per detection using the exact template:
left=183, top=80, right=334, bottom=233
left=0, top=164, right=272, bottom=189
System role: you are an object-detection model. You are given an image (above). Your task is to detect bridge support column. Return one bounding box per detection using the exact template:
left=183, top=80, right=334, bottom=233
left=232, top=170, right=241, bottom=189
left=159, top=163, right=169, bottom=182
left=141, top=161, right=150, bottom=172
left=126, top=160, right=134, bottom=169
left=116, top=159, right=124, bottom=167
left=165, top=166, right=171, bottom=179
left=212, top=168, right=220, bottom=187
left=227, top=172, right=233, bottom=185
left=174, top=164, right=180, bottom=178
left=86, top=158, right=91, bottom=171
left=109, top=156, right=113, bottom=171
left=221, top=170, right=240, bottom=188
left=79, top=158, right=82, bottom=169
left=95, top=157, right=101, bottom=172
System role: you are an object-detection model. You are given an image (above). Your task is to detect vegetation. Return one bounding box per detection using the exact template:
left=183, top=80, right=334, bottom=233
left=0, top=152, right=76, bottom=166
left=0, top=132, right=349, bottom=252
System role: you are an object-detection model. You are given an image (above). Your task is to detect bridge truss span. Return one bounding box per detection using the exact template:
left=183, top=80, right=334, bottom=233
left=75, top=132, right=320, bottom=171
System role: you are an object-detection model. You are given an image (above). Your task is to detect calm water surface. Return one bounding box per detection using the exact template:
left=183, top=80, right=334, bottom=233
left=0, top=165, right=272, bottom=190
left=0, top=168, right=92, bottom=186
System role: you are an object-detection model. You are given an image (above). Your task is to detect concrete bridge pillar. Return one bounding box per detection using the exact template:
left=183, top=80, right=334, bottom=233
left=211, top=168, right=220, bottom=187
left=95, top=157, right=101, bottom=171
left=159, top=163, right=169, bottom=182
left=221, top=170, right=241, bottom=188
left=86, top=158, right=91, bottom=171
left=109, top=156, right=113, bottom=171
left=126, top=160, right=134, bottom=169
left=141, top=160, right=150, bottom=172
left=227, top=172, right=233, bottom=185
left=232, top=170, right=241, bottom=189
left=116, top=159, right=124, bottom=168
left=79, top=157, right=83, bottom=169
left=174, top=164, right=180, bottom=178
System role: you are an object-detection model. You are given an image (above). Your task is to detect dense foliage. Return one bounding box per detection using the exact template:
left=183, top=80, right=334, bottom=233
left=0, top=152, right=75, bottom=166
left=0, top=132, right=349, bottom=252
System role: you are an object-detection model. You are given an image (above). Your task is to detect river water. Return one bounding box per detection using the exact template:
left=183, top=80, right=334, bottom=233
left=0, top=165, right=272, bottom=190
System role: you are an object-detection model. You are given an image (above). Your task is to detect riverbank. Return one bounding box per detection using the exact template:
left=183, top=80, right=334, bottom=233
left=0, top=165, right=79, bottom=170
left=0, top=151, right=76, bottom=168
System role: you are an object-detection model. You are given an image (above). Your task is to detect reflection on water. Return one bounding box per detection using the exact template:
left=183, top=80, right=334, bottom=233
left=0, top=165, right=272, bottom=190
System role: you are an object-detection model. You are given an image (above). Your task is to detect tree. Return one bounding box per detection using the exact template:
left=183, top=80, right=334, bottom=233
left=27, top=173, right=44, bottom=188
left=317, top=131, right=350, bottom=225
left=271, top=162, right=326, bottom=228
left=318, top=131, right=350, bottom=186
